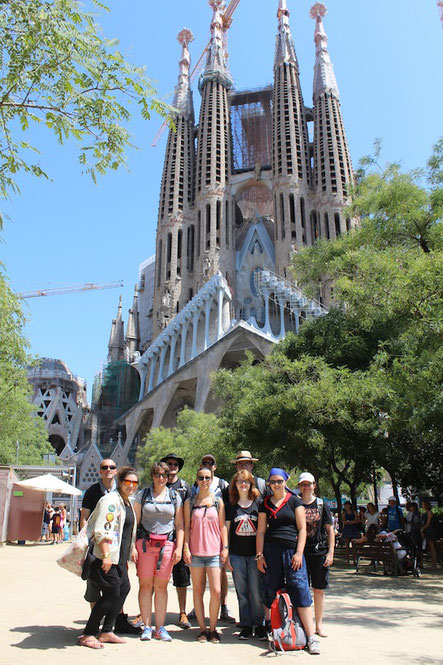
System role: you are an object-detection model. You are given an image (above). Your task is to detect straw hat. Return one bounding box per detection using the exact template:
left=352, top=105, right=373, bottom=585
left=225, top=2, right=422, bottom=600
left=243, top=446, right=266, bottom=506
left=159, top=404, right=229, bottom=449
left=230, top=450, right=259, bottom=464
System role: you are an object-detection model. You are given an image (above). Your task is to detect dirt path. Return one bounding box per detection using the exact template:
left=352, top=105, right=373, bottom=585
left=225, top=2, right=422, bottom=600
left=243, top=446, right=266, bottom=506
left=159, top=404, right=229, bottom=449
left=0, top=542, right=441, bottom=665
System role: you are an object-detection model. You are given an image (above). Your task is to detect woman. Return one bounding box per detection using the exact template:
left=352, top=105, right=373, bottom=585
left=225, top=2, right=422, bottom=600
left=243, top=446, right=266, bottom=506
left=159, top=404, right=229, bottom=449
left=78, top=466, right=138, bottom=649
left=364, top=503, right=379, bottom=532
left=297, top=472, right=334, bottom=639
left=405, top=501, right=422, bottom=550
left=225, top=470, right=266, bottom=641
left=256, top=468, right=320, bottom=656
left=341, top=501, right=360, bottom=563
left=134, top=461, right=184, bottom=642
left=421, top=499, right=437, bottom=570
left=183, top=465, right=228, bottom=643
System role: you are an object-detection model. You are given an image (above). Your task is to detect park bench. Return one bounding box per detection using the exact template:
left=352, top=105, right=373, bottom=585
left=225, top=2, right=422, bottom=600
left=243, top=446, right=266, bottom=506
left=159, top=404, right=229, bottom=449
left=354, top=542, right=398, bottom=576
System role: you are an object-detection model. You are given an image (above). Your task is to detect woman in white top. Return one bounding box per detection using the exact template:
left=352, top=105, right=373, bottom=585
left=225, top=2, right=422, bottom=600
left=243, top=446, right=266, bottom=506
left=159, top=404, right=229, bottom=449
left=364, top=503, right=379, bottom=532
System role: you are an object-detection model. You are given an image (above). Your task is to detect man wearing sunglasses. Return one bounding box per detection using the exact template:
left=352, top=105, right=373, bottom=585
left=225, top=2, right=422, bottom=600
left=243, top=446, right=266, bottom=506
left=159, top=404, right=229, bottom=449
left=160, top=453, right=192, bottom=630
left=80, top=459, right=141, bottom=635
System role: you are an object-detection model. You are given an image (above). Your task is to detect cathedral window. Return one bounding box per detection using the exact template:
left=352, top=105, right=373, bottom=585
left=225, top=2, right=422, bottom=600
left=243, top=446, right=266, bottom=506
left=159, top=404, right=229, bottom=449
left=187, top=225, right=195, bottom=272
left=280, top=193, right=286, bottom=239
left=206, top=203, right=211, bottom=249
left=334, top=213, right=341, bottom=237
left=197, top=211, right=201, bottom=257
left=324, top=213, right=330, bottom=240
left=157, top=240, right=162, bottom=288
left=289, top=193, right=296, bottom=240
left=225, top=200, right=229, bottom=248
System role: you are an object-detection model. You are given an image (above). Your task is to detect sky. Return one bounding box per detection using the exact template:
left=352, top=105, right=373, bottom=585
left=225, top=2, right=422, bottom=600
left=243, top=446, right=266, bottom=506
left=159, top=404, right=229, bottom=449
left=1, top=0, right=442, bottom=401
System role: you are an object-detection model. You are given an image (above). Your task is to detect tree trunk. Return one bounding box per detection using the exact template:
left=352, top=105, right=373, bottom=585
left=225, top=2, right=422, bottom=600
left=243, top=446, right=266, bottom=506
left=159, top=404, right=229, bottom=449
left=332, top=482, right=343, bottom=530
left=372, top=466, right=379, bottom=510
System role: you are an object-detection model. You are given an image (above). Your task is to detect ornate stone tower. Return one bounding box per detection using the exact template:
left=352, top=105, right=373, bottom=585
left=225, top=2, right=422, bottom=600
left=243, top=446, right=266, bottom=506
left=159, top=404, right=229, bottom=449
left=124, top=286, right=140, bottom=363
left=193, top=0, right=235, bottom=293
left=153, top=28, right=195, bottom=337
left=272, top=0, right=312, bottom=278
left=310, top=3, right=354, bottom=240
left=107, top=296, right=125, bottom=363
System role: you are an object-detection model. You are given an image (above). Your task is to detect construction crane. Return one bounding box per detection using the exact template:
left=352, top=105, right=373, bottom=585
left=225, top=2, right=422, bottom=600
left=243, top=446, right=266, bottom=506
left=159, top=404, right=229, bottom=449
left=152, top=0, right=241, bottom=147
left=20, top=280, right=124, bottom=299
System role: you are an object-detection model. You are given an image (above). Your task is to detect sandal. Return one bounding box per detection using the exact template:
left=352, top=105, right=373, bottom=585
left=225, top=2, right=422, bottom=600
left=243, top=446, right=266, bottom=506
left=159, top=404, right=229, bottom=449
left=196, top=630, right=208, bottom=642
left=78, top=635, right=104, bottom=649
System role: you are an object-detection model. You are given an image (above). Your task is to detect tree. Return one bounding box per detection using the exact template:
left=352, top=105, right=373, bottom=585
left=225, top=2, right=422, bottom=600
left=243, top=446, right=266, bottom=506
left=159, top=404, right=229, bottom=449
left=0, top=0, right=173, bottom=196
left=0, top=264, right=52, bottom=464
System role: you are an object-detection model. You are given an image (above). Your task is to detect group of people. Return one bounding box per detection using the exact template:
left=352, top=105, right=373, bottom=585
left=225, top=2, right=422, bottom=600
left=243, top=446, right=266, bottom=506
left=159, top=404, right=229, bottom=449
left=77, top=451, right=335, bottom=655
left=42, top=502, right=68, bottom=543
left=341, top=496, right=438, bottom=569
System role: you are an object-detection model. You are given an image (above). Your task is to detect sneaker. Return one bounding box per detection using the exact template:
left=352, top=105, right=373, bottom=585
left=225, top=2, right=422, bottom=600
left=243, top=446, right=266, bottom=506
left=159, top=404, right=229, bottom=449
left=140, top=626, right=152, bottom=641
left=307, top=636, right=321, bottom=655
left=154, top=626, right=172, bottom=642
left=178, top=612, right=191, bottom=629
left=209, top=630, right=221, bottom=643
left=114, top=613, right=143, bottom=635
left=254, top=626, right=268, bottom=641
left=220, top=604, right=235, bottom=623
left=132, top=614, right=144, bottom=629
left=238, top=626, right=253, bottom=640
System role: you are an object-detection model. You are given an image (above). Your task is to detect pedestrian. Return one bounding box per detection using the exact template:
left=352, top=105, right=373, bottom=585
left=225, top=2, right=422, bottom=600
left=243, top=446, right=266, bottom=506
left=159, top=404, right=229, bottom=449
left=135, top=461, right=184, bottom=642
left=229, top=450, right=267, bottom=498
left=297, top=472, right=334, bottom=639
left=421, top=499, right=437, bottom=570
left=256, top=468, right=320, bottom=655
left=77, top=467, right=139, bottom=649
left=41, top=502, right=51, bottom=542
left=364, top=503, right=379, bottom=531
left=225, top=469, right=266, bottom=641
left=50, top=506, right=62, bottom=544
left=199, top=454, right=235, bottom=623
left=386, top=496, right=404, bottom=532
left=341, top=501, right=360, bottom=563
left=184, top=465, right=228, bottom=643
left=160, top=452, right=192, bottom=629
left=405, top=501, right=422, bottom=550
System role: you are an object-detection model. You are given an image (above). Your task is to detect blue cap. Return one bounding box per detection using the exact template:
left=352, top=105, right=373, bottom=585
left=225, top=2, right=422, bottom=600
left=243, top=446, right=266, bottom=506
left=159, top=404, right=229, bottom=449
left=268, top=467, right=290, bottom=481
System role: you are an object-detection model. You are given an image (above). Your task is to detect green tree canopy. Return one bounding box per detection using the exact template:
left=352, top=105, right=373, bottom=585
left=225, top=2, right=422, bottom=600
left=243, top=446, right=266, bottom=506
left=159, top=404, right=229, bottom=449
left=0, top=0, right=173, bottom=196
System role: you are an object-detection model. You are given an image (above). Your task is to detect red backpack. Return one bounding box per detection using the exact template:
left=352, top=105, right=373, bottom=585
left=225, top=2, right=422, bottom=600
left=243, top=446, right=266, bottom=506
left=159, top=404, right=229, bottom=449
left=270, top=590, right=307, bottom=652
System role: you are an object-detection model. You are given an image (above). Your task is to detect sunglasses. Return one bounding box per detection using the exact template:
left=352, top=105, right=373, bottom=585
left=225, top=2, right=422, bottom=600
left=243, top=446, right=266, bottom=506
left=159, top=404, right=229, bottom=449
left=154, top=472, right=168, bottom=478
left=236, top=479, right=251, bottom=485
left=269, top=479, right=285, bottom=485
left=167, top=462, right=179, bottom=467
left=100, top=465, right=116, bottom=470
left=197, top=475, right=212, bottom=481
left=122, top=480, right=139, bottom=487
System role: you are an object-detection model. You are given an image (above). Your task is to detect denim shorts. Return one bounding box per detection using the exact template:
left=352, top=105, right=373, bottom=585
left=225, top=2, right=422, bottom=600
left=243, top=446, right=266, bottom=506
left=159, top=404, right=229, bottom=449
left=190, top=554, right=220, bottom=568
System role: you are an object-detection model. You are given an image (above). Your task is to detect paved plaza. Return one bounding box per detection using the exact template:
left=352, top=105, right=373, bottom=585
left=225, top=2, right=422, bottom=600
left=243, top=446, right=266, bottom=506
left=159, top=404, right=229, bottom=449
left=0, top=543, right=441, bottom=665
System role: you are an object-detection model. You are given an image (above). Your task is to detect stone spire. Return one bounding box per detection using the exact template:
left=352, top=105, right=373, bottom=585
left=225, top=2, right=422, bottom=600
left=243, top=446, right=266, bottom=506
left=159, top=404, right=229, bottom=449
left=173, top=28, right=194, bottom=116
left=310, top=3, right=355, bottom=241
left=199, top=0, right=233, bottom=91
left=125, top=286, right=140, bottom=362
left=152, top=29, right=197, bottom=338
left=108, top=296, right=125, bottom=362
left=274, top=0, right=298, bottom=67
left=311, top=3, right=339, bottom=100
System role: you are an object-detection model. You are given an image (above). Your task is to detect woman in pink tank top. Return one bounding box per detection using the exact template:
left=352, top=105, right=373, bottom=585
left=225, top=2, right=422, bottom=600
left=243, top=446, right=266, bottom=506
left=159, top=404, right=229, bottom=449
left=184, top=466, right=228, bottom=644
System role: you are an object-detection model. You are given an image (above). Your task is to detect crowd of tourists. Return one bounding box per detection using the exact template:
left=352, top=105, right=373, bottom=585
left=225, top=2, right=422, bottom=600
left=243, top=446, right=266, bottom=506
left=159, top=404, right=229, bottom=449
left=74, top=451, right=438, bottom=654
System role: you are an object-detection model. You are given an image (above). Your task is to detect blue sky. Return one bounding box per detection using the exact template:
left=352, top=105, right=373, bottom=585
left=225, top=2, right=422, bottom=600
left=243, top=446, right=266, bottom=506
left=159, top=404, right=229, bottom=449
left=1, top=0, right=442, bottom=400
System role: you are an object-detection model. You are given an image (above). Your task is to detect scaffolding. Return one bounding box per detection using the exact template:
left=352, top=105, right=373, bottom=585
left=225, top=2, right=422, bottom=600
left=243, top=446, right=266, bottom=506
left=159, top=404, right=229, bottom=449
left=230, top=86, right=273, bottom=172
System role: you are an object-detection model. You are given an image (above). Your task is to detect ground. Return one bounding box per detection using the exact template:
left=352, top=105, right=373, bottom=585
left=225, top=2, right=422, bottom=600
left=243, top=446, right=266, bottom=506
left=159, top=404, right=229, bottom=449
left=0, top=543, right=441, bottom=665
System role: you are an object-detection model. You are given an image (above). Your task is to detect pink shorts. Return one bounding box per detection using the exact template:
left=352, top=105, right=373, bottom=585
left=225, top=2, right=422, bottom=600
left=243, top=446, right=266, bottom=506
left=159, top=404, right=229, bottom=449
left=135, top=538, right=175, bottom=580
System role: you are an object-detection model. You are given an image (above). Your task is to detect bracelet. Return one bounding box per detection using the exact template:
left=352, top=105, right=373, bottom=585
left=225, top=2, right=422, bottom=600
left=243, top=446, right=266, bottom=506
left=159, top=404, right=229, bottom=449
left=255, top=553, right=264, bottom=560
left=222, top=545, right=228, bottom=550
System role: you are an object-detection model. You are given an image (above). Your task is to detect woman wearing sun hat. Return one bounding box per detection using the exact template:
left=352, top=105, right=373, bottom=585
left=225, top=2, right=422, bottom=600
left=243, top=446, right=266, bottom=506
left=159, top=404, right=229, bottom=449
left=256, top=468, right=320, bottom=655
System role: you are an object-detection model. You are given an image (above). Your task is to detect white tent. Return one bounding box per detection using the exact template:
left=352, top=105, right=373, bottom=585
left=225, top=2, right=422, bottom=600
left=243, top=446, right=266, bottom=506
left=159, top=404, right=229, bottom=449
left=15, top=473, right=82, bottom=496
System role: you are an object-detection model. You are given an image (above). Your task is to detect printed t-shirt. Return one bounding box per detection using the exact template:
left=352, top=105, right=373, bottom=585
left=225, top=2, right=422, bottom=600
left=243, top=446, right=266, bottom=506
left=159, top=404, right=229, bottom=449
left=225, top=500, right=260, bottom=557
left=302, top=498, right=333, bottom=555
left=259, top=493, right=303, bottom=548
left=387, top=505, right=403, bottom=531
left=135, top=486, right=181, bottom=535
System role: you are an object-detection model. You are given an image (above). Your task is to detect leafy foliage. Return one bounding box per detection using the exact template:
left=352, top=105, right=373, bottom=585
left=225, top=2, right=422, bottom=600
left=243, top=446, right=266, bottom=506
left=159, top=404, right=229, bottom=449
left=0, top=265, right=51, bottom=464
left=0, top=0, right=173, bottom=196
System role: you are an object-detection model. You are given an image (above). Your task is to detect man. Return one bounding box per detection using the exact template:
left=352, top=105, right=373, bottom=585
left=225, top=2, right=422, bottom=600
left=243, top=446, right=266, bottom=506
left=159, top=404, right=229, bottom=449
left=200, top=454, right=235, bottom=623
left=229, top=450, right=267, bottom=498
left=160, top=453, right=192, bottom=630
left=80, top=459, right=140, bottom=635
left=386, top=496, right=404, bottom=532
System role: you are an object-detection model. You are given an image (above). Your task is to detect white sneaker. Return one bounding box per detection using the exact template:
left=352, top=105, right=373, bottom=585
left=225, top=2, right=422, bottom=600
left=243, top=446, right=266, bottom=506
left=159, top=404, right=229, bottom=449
left=307, top=636, right=321, bottom=655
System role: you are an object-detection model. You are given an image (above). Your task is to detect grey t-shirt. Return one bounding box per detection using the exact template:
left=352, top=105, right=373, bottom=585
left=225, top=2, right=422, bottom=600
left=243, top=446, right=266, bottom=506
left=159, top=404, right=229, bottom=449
left=135, top=486, right=181, bottom=534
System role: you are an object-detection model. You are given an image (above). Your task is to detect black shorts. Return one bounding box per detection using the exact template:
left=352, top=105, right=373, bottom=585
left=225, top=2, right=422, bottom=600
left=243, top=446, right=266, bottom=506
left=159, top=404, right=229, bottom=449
left=304, top=551, right=330, bottom=590
left=172, top=557, right=191, bottom=587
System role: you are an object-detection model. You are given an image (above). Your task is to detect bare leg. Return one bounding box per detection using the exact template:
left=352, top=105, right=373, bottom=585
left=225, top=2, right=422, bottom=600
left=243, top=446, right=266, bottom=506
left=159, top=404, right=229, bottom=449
left=139, top=578, right=154, bottom=627
left=429, top=540, right=437, bottom=569
left=297, top=606, right=315, bottom=639
left=153, top=577, right=169, bottom=629
left=313, top=588, right=327, bottom=636
left=177, top=587, right=187, bottom=614
left=190, top=567, right=207, bottom=633
left=220, top=566, right=228, bottom=605
left=207, top=567, right=221, bottom=633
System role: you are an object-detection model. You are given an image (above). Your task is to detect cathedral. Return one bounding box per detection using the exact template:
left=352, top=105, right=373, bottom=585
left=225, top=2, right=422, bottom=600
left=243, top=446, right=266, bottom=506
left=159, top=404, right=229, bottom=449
left=55, top=0, right=356, bottom=478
